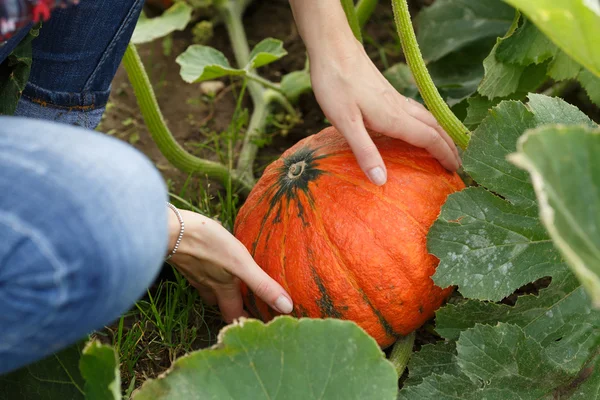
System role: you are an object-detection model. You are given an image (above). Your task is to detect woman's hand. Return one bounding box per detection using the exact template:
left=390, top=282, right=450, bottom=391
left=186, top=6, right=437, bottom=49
left=166, top=207, right=293, bottom=323
left=289, top=0, right=461, bottom=186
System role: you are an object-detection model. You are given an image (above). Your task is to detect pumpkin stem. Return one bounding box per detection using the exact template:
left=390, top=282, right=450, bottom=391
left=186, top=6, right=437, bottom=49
left=391, top=0, right=470, bottom=149
left=389, top=331, right=415, bottom=378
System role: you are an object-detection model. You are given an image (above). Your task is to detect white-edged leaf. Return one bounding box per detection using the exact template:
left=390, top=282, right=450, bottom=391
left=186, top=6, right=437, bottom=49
left=502, top=0, right=600, bottom=77
left=79, top=341, right=121, bottom=400
left=134, top=317, right=398, bottom=400
left=509, top=123, right=600, bottom=307
left=428, top=94, right=595, bottom=301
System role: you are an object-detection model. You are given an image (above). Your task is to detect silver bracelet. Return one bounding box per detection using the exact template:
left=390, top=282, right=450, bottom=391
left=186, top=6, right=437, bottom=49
left=166, top=203, right=184, bottom=261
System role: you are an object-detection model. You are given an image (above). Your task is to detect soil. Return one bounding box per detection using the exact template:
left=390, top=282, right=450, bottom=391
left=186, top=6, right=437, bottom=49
left=98, top=0, right=406, bottom=190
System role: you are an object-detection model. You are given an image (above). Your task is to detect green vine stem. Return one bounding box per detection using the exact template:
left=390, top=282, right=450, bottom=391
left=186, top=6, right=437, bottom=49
left=122, top=43, right=252, bottom=193
left=356, top=0, right=379, bottom=28
left=217, top=0, right=297, bottom=184
left=246, top=72, right=282, bottom=92
left=341, top=0, right=363, bottom=42
left=391, top=0, right=470, bottom=149
left=389, top=331, right=415, bottom=377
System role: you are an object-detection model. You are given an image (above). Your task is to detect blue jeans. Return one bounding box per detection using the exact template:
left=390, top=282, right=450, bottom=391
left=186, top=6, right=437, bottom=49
left=1, top=0, right=146, bottom=129
left=0, top=1, right=168, bottom=375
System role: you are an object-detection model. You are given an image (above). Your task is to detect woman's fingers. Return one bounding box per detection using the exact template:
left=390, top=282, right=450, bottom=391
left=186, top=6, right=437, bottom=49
left=228, top=243, right=294, bottom=315
left=362, top=96, right=460, bottom=172
left=402, top=99, right=461, bottom=167
left=329, top=106, right=388, bottom=186
left=214, top=283, right=248, bottom=323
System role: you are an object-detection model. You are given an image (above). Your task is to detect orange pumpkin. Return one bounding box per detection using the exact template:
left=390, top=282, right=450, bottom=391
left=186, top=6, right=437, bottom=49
left=234, top=126, right=465, bottom=347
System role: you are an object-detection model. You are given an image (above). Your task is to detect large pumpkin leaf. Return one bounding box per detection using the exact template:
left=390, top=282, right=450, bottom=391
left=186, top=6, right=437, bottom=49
left=133, top=317, right=398, bottom=400
left=548, top=50, right=582, bottom=81
left=414, top=0, right=515, bottom=62
left=435, top=269, right=600, bottom=373
left=428, top=94, right=596, bottom=301
left=385, top=39, right=494, bottom=108
left=131, top=2, right=192, bottom=44
left=79, top=341, right=121, bottom=400
left=477, top=14, right=549, bottom=100
left=578, top=69, right=600, bottom=107
left=509, top=124, right=600, bottom=307
left=502, top=0, right=600, bottom=78
left=399, top=323, right=574, bottom=399
left=0, top=342, right=85, bottom=400
left=403, top=342, right=460, bottom=386
left=495, top=17, right=557, bottom=65
left=570, top=352, right=600, bottom=399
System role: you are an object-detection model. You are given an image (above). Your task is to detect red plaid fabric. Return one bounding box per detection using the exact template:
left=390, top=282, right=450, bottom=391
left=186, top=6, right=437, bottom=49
left=0, top=0, right=79, bottom=41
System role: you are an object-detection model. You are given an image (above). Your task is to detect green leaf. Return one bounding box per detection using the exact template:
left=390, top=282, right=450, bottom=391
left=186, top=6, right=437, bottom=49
left=134, top=317, right=398, bottom=400
left=509, top=124, right=600, bottom=307
left=404, top=342, right=461, bottom=386
left=463, top=92, right=525, bottom=129
left=176, top=45, right=245, bottom=83
left=496, top=17, right=558, bottom=65
left=385, top=39, right=495, bottom=108
left=427, top=39, right=493, bottom=106
left=0, top=24, right=40, bottom=115
left=399, top=323, right=576, bottom=399
left=478, top=15, right=549, bottom=99
left=281, top=70, right=312, bottom=103
left=502, top=0, right=600, bottom=77
left=428, top=94, right=595, bottom=301
left=79, top=341, right=121, bottom=400
left=415, top=0, right=515, bottom=62
left=548, top=50, right=582, bottom=81
left=247, top=38, right=287, bottom=70
left=456, top=323, right=570, bottom=395
left=435, top=270, right=600, bottom=372
left=0, top=342, right=85, bottom=400
left=131, top=2, right=193, bottom=44
left=570, top=352, right=600, bottom=399
left=578, top=68, right=600, bottom=107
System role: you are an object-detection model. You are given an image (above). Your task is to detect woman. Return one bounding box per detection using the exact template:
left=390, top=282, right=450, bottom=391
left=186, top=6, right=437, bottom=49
left=0, top=0, right=459, bottom=374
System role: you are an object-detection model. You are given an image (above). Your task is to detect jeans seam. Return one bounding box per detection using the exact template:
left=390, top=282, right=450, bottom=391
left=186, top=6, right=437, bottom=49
left=82, top=0, right=145, bottom=92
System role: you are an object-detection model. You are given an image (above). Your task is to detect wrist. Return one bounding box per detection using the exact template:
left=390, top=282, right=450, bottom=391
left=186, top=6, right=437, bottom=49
left=166, top=204, right=184, bottom=258
left=289, top=0, right=358, bottom=57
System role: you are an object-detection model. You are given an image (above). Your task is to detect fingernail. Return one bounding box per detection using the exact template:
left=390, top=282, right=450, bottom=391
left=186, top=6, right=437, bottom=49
left=368, top=167, right=387, bottom=186
left=274, top=295, right=293, bottom=314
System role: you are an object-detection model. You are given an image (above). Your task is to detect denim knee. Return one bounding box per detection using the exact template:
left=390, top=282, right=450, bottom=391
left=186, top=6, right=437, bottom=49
left=0, top=117, right=168, bottom=374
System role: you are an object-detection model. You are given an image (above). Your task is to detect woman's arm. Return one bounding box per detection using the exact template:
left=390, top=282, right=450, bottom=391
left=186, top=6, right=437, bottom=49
left=289, top=0, right=460, bottom=185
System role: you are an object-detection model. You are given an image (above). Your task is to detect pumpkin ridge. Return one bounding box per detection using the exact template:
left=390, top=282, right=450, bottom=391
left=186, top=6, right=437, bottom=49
left=307, top=191, right=399, bottom=338
left=326, top=172, right=428, bottom=234
left=279, top=196, right=292, bottom=295
left=308, top=249, right=344, bottom=319
left=325, top=152, right=464, bottom=192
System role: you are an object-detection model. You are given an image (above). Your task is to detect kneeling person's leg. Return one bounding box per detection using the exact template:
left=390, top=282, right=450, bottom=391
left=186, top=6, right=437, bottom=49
left=0, top=117, right=168, bottom=374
